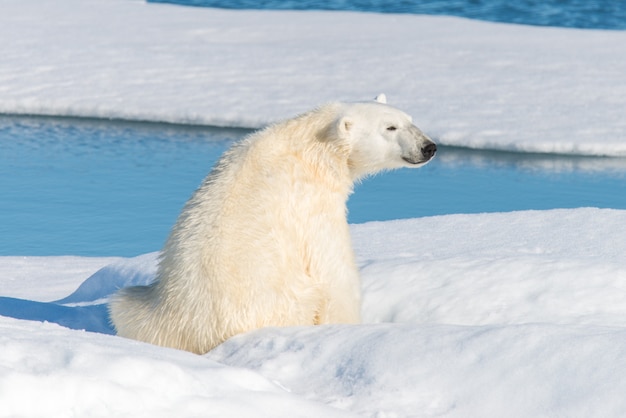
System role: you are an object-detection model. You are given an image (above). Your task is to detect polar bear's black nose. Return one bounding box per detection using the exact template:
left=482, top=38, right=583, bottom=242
left=421, top=143, right=437, bottom=160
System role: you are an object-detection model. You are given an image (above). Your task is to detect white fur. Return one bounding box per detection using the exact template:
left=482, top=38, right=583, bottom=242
left=109, top=98, right=435, bottom=354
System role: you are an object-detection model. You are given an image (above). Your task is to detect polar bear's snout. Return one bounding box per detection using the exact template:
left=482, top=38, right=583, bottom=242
left=397, top=123, right=437, bottom=166
left=401, top=135, right=437, bottom=165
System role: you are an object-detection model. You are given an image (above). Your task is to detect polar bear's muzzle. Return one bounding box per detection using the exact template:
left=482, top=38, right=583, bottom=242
left=398, top=123, right=437, bottom=166
left=402, top=139, right=437, bottom=165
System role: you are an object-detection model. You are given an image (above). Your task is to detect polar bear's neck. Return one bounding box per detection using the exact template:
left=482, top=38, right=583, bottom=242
left=255, top=106, right=354, bottom=196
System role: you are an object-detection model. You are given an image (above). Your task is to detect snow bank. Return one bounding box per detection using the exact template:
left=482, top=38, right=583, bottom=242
left=0, top=317, right=353, bottom=418
left=0, top=256, right=119, bottom=302
left=1, top=0, right=626, bottom=155
left=2, top=209, right=626, bottom=417
left=355, top=209, right=626, bottom=327
left=208, top=323, right=626, bottom=418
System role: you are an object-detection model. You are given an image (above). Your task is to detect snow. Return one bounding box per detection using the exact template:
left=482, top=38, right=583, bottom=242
left=2, top=0, right=626, bottom=416
left=3, top=209, right=626, bottom=417
left=0, top=256, right=118, bottom=302
left=1, top=0, right=626, bottom=155
left=209, top=324, right=626, bottom=418
left=0, top=318, right=352, bottom=418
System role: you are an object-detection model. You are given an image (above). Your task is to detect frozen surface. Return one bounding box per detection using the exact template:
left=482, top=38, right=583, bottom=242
left=2, top=209, right=626, bottom=417
left=1, top=0, right=626, bottom=155
left=0, top=318, right=353, bottom=418
left=0, top=256, right=119, bottom=302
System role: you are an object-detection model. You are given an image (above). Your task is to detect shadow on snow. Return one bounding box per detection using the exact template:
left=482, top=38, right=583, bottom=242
left=0, top=253, right=158, bottom=335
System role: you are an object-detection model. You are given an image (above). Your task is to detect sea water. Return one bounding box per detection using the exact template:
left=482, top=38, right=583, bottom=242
left=148, top=0, right=626, bottom=30
left=2, top=116, right=625, bottom=257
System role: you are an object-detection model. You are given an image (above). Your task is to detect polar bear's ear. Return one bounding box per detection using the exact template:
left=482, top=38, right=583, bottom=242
left=338, top=117, right=353, bottom=136
left=333, top=116, right=353, bottom=156
left=316, top=116, right=352, bottom=145
left=374, top=94, right=387, bottom=104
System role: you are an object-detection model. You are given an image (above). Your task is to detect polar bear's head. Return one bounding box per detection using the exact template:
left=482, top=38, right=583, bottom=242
left=334, top=95, right=436, bottom=179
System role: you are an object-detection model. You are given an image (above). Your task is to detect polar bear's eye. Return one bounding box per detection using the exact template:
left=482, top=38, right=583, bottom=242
left=386, top=126, right=397, bottom=131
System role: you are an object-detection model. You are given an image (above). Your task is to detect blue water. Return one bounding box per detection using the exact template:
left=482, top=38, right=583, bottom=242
left=2, top=116, right=625, bottom=257
left=1, top=117, right=238, bottom=257
left=148, top=0, right=626, bottom=30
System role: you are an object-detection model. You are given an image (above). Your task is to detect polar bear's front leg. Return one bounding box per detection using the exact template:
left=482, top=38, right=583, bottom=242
left=313, top=262, right=362, bottom=325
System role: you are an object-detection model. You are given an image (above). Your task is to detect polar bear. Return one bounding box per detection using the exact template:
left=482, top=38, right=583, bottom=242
left=109, top=95, right=436, bottom=354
